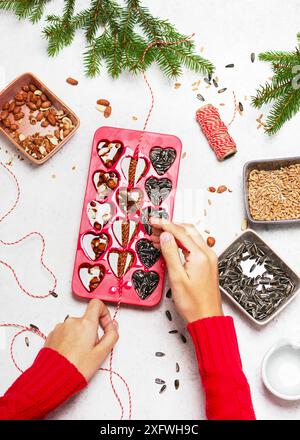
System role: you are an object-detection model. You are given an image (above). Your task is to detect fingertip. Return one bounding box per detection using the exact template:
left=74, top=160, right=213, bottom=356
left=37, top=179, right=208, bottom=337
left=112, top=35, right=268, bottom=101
left=160, top=231, right=174, bottom=244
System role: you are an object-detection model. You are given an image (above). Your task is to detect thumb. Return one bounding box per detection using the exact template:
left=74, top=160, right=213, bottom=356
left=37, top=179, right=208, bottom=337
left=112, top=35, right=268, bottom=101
left=93, top=320, right=119, bottom=361
left=160, top=232, right=185, bottom=282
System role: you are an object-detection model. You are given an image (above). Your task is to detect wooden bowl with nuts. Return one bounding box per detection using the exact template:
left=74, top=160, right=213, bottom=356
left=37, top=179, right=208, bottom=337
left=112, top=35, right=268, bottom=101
left=0, top=72, right=80, bottom=164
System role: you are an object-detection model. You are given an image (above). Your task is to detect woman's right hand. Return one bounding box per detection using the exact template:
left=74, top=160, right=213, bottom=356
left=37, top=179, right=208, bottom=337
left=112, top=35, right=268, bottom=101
left=151, top=221, right=223, bottom=323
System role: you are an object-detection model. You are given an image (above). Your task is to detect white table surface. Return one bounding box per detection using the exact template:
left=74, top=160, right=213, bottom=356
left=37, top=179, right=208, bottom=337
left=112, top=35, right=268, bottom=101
left=0, top=0, right=300, bottom=420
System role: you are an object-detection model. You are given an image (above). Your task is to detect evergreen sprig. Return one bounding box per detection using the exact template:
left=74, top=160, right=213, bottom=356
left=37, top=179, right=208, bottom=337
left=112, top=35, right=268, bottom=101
left=252, top=34, right=300, bottom=134
left=0, top=0, right=214, bottom=80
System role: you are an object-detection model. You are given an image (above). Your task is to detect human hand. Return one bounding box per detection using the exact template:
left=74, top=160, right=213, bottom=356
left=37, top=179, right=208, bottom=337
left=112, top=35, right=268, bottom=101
left=151, top=221, right=223, bottom=323
left=45, top=299, right=119, bottom=381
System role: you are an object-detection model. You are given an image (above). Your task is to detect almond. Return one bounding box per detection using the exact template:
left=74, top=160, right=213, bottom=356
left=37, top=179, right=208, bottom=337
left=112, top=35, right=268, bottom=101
left=22, top=85, right=29, bottom=92
left=10, top=123, right=19, bottom=131
left=97, top=99, right=110, bottom=106
left=40, top=93, right=48, bottom=102
left=41, top=100, right=52, bottom=109
left=29, top=84, right=37, bottom=92
left=13, top=106, right=21, bottom=115
left=208, top=186, right=216, bottom=192
left=41, top=120, right=49, bottom=128
left=15, top=93, right=23, bottom=101
left=8, top=101, right=15, bottom=113
left=217, top=185, right=227, bottom=193
left=66, top=77, right=78, bottom=86
left=36, top=111, right=43, bottom=122
left=2, top=102, right=9, bottom=110
left=14, top=112, right=24, bottom=121
left=28, top=102, right=37, bottom=111
left=104, top=105, right=112, bottom=118
left=0, top=110, right=9, bottom=120
left=47, top=113, right=56, bottom=126
left=207, top=236, right=216, bottom=247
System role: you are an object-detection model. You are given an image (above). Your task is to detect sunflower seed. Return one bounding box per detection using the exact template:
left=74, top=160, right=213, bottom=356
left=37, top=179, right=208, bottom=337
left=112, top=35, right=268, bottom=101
left=225, top=63, right=234, bottom=68
left=169, top=330, right=178, bottom=334
left=218, top=88, right=227, bottom=94
left=155, top=378, right=165, bottom=384
left=159, top=384, right=167, bottom=394
left=239, top=102, right=244, bottom=112
left=251, top=53, right=255, bottom=63
left=165, top=310, right=172, bottom=321
left=213, top=79, right=218, bottom=88
left=176, top=362, right=180, bottom=373
left=180, top=333, right=187, bottom=343
left=25, top=337, right=29, bottom=347
left=166, top=288, right=172, bottom=298
left=197, top=93, right=205, bottom=102
left=174, top=379, right=180, bottom=390
left=30, top=324, right=39, bottom=331
left=155, top=352, right=165, bottom=357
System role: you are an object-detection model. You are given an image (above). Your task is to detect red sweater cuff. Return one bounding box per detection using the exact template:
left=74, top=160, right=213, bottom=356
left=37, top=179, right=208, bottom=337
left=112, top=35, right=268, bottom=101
left=1, top=347, right=87, bottom=420
left=187, top=316, right=243, bottom=373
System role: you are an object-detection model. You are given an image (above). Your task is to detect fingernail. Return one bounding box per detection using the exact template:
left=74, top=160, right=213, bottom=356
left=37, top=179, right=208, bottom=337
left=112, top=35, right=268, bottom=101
left=160, top=232, right=173, bottom=243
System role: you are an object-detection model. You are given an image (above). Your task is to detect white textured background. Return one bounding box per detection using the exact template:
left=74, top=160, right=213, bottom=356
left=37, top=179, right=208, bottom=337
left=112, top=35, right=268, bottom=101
left=0, top=0, right=300, bottom=420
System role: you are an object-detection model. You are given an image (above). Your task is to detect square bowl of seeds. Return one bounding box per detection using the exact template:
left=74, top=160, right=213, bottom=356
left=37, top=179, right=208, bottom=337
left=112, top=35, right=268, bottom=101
left=218, top=230, right=300, bottom=325
left=0, top=72, right=80, bottom=164
left=243, top=156, right=300, bottom=224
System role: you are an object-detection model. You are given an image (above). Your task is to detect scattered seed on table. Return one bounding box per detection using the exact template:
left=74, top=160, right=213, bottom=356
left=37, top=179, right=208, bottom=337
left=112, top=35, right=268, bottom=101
left=250, top=263, right=256, bottom=273
left=213, top=79, right=218, bottom=88
left=239, top=102, right=244, bottom=112
left=169, top=330, right=178, bottom=334
left=155, top=378, right=166, bottom=385
left=49, top=290, right=58, bottom=298
left=180, top=333, right=187, bottom=343
left=174, top=379, right=180, bottom=390
left=155, top=352, right=165, bottom=357
left=30, top=324, right=39, bottom=331
left=182, top=152, right=187, bottom=159
left=25, top=337, right=29, bottom=347
left=166, top=288, right=172, bottom=298
left=166, top=310, right=172, bottom=321
left=225, top=63, right=234, bottom=68
left=197, top=93, right=205, bottom=102
left=218, top=88, right=227, bottom=94
left=159, top=384, right=167, bottom=394
left=251, top=53, right=255, bottom=63
left=208, top=199, right=212, bottom=205
left=176, top=362, right=180, bottom=373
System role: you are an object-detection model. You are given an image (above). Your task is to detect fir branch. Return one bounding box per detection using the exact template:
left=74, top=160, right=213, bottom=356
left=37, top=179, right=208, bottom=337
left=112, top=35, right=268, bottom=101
left=253, top=34, right=300, bottom=134
left=1, top=0, right=214, bottom=80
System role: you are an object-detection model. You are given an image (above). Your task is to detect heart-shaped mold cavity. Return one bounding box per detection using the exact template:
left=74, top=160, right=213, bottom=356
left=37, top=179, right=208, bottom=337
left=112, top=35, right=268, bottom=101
left=79, top=264, right=105, bottom=292
left=145, top=177, right=172, bottom=206
left=82, top=232, right=109, bottom=260
left=141, top=206, right=169, bottom=235
left=87, top=201, right=113, bottom=230
left=108, top=249, right=134, bottom=278
left=150, top=147, right=176, bottom=175
left=112, top=218, right=138, bottom=247
left=93, top=170, right=119, bottom=200
left=117, top=187, right=143, bottom=215
left=98, top=141, right=123, bottom=168
left=132, top=270, right=159, bottom=300
left=121, top=156, right=148, bottom=186
left=136, top=239, right=161, bottom=268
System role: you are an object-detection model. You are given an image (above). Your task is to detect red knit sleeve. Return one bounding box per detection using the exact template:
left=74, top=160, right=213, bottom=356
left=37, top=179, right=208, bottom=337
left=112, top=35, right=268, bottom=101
left=0, top=347, right=87, bottom=420
left=187, top=316, right=256, bottom=420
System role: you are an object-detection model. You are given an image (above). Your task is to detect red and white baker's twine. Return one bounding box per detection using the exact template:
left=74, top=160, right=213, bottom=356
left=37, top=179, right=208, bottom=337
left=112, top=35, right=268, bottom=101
left=195, top=93, right=237, bottom=161
left=0, top=161, right=132, bottom=419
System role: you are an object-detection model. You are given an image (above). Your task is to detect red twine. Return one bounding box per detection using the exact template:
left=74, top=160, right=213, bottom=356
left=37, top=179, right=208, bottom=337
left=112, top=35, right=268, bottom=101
left=196, top=95, right=237, bottom=161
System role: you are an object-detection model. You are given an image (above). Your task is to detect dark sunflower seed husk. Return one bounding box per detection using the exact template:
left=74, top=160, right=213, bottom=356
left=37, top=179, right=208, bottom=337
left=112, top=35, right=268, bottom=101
left=218, top=88, right=227, bottom=94
left=166, top=288, right=172, bottom=298
left=159, top=384, right=167, bottom=394
left=155, top=378, right=165, bottom=385
left=176, top=362, right=180, bottom=373
left=169, top=329, right=178, bottom=334
left=30, top=324, right=39, bottom=331
left=251, top=52, right=255, bottom=63
left=165, top=310, right=172, bottom=321
left=49, top=290, right=58, bottom=298
left=225, top=63, right=234, bottom=68
left=197, top=93, right=205, bottom=102
left=213, top=79, right=218, bottom=88
left=180, top=333, right=187, bottom=343
left=155, top=351, right=165, bottom=357
left=174, top=379, right=180, bottom=390
left=238, top=102, right=244, bottom=112
left=25, top=337, right=29, bottom=347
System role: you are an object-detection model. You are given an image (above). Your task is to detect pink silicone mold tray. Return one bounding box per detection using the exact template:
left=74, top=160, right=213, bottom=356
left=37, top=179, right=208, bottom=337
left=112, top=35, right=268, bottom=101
left=72, top=126, right=182, bottom=307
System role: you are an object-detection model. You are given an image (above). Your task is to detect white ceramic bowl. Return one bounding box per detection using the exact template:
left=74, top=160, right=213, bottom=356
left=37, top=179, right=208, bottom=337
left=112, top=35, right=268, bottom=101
left=262, top=339, right=300, bottom=400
